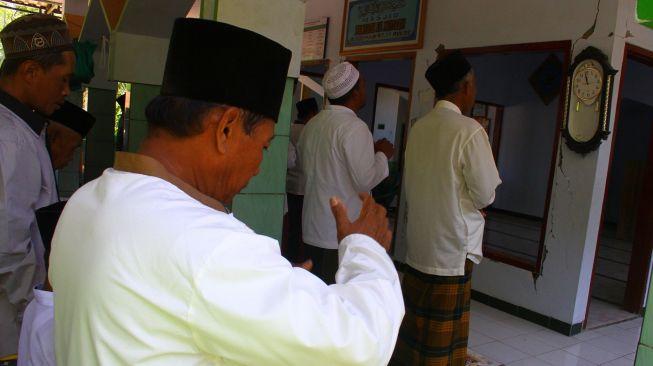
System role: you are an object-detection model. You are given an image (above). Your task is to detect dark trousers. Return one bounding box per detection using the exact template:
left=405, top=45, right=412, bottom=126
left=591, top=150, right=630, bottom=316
left=281, top=193, right=307, bottom=263
left=305, top=245, right=339, bottom=285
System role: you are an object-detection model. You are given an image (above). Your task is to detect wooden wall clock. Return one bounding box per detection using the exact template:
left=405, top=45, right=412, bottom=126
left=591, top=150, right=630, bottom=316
left=561, top=46, right=618, bottom=154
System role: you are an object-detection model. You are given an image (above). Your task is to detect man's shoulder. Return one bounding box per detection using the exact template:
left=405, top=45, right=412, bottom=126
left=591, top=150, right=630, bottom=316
left=432, top=108, right=481, bottom=132
left=0, top=105, right=32, bottom=142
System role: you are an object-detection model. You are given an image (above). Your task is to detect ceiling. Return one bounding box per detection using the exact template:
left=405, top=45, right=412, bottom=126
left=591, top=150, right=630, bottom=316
left=0, top=0, right=63, bottom=14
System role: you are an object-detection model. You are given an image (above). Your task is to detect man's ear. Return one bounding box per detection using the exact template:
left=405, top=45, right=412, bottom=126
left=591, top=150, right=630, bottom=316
left=20, top=60, right=41, bottom=85
left=214, top=106, right=241, bottom=154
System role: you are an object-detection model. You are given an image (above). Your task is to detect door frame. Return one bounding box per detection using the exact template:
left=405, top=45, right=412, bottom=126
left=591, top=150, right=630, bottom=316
left=586, top=43, right=653, bottom=323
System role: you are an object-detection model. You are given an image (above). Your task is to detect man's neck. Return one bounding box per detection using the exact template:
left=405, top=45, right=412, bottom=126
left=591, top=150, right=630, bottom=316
left=442, top=96, right=466, bottom=115
left=0, top=78, right=32, bottom=109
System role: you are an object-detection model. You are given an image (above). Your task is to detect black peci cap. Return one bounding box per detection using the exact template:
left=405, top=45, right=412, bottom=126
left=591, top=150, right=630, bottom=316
left=160, top=18, right=292, bottom=122
left=425, top=50, right=472, bottom=98
left=49, top=101, right=96, bottom=137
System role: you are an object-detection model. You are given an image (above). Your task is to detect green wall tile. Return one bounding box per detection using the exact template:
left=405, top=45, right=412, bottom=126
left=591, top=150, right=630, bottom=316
left=127, top=118, right=148, bottom=152
left=636, top=344, right=653, bottom=366
left=130, top=84, right=161, bottom=121
left=636, top=254, right=653, bottom=365
left=274, top=78, right=295, bottom=137
left=240, top=135, right=288, bottom=194
left=87, top=88, right=118, bottom=117
left=640, top=271, right=653, bottom=345
left=232, top=193, right=285, bottom=242
left=86, top=114, right=115, bottom=143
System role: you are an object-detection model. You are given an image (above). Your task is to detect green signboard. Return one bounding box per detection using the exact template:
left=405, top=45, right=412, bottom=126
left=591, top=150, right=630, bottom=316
left=638, top=0, right=653, bottom=29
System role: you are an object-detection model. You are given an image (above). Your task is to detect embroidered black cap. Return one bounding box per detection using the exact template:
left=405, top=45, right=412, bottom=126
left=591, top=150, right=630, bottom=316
left=0, top=14, right=73, bottom=59
left=160, top=18, right=292, bottom=122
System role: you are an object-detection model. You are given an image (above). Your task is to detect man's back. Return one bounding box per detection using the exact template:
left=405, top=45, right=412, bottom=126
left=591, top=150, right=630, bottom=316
left=404, top=101, right=500, bottom=276
left=298, top=105, right=388, bottom=249
left=51, top=167, right=404, bottom=365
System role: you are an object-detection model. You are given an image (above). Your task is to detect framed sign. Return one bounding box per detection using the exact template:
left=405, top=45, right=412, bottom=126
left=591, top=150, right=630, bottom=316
left=340, top=0, right=427, bottom=55
left=302, top=17, right=329, bottom=62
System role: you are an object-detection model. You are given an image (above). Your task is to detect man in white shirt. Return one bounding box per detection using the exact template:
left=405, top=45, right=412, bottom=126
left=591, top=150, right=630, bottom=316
left=298, top=62, right=394, bottom=284
left=391, top=51, right=501, bottom=366
left=49, top=19, right=404, bottom=365
left=0, top=14, right=74, bottom=359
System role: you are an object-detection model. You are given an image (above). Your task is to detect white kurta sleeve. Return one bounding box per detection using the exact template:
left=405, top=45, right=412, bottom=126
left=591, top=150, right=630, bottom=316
left=341, top=122, right=389, bottom=192
left=0, top=139, right=41, bottom=305
left=460, top=128, right=502, bottom=209
left=188, top=231, right=404, bottom=366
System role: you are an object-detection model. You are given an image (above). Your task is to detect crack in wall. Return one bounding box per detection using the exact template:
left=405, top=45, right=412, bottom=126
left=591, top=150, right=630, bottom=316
left=536, top=0, right=602, bottom=289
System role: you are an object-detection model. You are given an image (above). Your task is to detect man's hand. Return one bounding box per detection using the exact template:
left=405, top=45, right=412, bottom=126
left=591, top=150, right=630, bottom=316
left=330, top=193, right=392, bottom=251
left=292, top=259, right=313, bottom=271
left=374, top=138, right=395, bottom=159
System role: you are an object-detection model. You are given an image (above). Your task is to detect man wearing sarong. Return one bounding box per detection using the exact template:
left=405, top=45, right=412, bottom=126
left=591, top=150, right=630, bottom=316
left=392, top=51, right=501, bottom=366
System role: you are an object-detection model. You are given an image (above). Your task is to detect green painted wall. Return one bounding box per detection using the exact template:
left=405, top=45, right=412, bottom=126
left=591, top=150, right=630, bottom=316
left=84, top=87, right=117, bottom=183
left=56, top=90, right=84, bottom=198
left=127, top=84, right=160, bottom=152
left=233, top=78, right=294, bottom=241
left=636, top=274, right=653, bottom=365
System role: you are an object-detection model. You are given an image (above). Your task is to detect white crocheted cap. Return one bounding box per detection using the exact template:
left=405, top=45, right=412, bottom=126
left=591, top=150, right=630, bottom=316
left=323, top=62, right=360, bottom=99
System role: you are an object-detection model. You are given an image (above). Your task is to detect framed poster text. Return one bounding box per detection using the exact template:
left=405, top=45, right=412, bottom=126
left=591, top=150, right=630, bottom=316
left=340, top=0, right=426, bottom=55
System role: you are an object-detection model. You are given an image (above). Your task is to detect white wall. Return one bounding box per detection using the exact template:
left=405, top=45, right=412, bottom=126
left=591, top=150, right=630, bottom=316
left=304, top=0, right=346, bottom=64
left=304, top=0, right=653, bottom=325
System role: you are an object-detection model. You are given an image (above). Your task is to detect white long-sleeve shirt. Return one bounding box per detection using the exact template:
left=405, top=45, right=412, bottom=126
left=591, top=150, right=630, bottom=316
left=0, top=95, right=57, bottom=356
left=286, top=122, right=305, bottom=195
left=50, top=152, right=404, bottom=366
left=298, top=105, right=388, bottom=249
left=404, top=100, right=501, bottom=276
left=17, top=289, right=55, bottom=366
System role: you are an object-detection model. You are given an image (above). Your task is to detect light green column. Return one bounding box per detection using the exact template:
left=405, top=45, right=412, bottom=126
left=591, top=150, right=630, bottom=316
left=232, top=78, right=293, bottom=241
left=126, top=84, right=160, bottom=152
left=84, top=87, right=117, bottom=182
left=56, top=90, right=84, bottom=198
left=636, top=279, right=653, bottom=365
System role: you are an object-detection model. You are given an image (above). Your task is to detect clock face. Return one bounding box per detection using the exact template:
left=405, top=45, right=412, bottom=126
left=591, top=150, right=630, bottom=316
left=572, top=60, right=603, bottom=105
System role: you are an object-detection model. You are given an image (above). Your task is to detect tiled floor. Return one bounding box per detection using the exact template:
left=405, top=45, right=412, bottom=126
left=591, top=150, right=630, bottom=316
left=586, top=298, right=639, bottom=329
left=470, top=300, right=642, bottom=365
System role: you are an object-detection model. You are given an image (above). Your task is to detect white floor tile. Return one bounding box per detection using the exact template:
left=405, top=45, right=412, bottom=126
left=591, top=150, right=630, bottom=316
left=502, top=334, right=559, bottom=356
left=536, top=350, right=597, bottom=366
left=499, top=316, right=545, bottom=335
left=472, top=318, right=524, bottom=340
left=584, top=335, right=637, bottom=356
left=563, top=342, right=621, bottom=364
left=468, top=331, right=495, bottom=347
left=473, top=341, right=530, bottom=364
left=601, top=356, right=635, bottom=366
left=596, top=324, right=630, bottom=337
left=507, top=358, right=553, bottom=366
left=532, top=329, right=583, bottom=348
left=604, top=328, right=642, bottom=346
left=616, top=318, right=643, bottom=330
left=573, top=329, right=604, bottom=342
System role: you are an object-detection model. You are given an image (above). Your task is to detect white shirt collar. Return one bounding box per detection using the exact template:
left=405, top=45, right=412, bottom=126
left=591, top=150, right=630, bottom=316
left=435, top=100, right=462, bottom=115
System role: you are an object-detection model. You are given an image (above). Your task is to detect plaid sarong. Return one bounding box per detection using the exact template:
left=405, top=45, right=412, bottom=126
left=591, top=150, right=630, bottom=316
left=390, top=261, right=473, bottom=366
